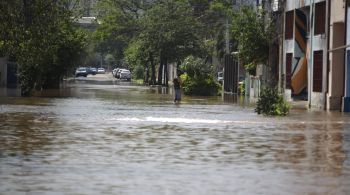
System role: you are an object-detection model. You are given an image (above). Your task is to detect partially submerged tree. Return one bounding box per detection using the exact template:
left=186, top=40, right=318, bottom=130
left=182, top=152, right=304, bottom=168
left=0, top=0, right=87, bottom=95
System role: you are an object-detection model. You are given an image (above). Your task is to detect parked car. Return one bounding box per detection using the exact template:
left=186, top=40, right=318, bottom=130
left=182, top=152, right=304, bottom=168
left=75, top=67, right=88, bottom=77
left=97, top=68, right=106, bottom=74
left=89, top=67, right=97, bottom=75
left=119, top=69, right=131, bottom=81
left=116, top=68, right=126, bottom=79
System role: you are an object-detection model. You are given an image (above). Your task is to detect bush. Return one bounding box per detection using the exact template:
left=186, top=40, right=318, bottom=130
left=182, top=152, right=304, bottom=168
left=133, top=65, right=144, bottom=80
left=180, top=73, right=221, bottom=96
left=256, top=87, right=290, bottom=116
left=179, top=56, right=220, bottom=96
left=239, top=81, right=245, bottom=95
left=181, top=56, right=213, bottom=78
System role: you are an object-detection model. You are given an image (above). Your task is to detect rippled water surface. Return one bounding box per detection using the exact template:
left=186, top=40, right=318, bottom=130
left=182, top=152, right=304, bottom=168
left=1, top=80, right=350, bottom=195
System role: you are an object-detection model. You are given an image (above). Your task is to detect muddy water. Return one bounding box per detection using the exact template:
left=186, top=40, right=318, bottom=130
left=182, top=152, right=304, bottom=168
left=0, top=80, right=350, bottom=195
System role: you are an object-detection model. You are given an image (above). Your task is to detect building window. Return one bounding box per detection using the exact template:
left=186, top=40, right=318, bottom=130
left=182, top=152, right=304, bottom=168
left=313, top=50, right=323, bottom=92
left=314, top=1, right=326, bottom=35
left=285, top=11, right=294, bottom=39
left=286, top=53, right=292, bottom=89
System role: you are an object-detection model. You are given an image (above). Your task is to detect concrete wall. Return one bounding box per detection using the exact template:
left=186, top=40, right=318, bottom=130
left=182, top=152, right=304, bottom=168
left=328, top=0, right=346, bottom=110
left=310, top=35, right=328, bottom=109
left=282, top=5, right=294, bottom=100
left=286, top=0, right=326, bottom=11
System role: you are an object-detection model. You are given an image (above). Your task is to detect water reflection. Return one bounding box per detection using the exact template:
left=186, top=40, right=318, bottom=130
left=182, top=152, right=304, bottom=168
left=0, top=80, right=350, bottom=194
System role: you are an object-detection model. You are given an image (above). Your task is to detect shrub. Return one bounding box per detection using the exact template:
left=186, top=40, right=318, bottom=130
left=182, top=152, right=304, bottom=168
left=179, top=56, right=221, bottom=96
left=181, top=56, right=213, bottom=78
left=256, top=87, right=290, bottom=116
left=239, top=81, right=245, bottom=95
left=133, top=65, right=144, bottom=80
left=180, top=73, right=221, bottom=96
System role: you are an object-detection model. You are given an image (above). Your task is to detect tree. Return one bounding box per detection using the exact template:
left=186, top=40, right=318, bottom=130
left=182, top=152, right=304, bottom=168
left=95, top=0, right=232, bottom=87
left=0, top=0, right=87, bottom=96
left=139, top=0, right=205, bottom=86
left=104, top=53, right=116, bottom=70
left=93, top=0, right=143, bottom=62
left=231, top=6, right=273, bottom=75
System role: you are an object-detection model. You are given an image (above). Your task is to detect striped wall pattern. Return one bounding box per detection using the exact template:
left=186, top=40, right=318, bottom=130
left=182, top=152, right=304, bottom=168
left=292, top=9, right=308, bottom=95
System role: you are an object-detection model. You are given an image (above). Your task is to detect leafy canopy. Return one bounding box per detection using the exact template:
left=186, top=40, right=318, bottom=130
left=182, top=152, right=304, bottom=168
left=231, top=6, right=273, bottom=74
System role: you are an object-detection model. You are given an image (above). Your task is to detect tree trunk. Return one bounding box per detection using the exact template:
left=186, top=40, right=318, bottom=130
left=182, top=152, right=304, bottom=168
left=158, top=54, right=163, bottom=85
left=164, top=57, right=168, bottom=87
left=150, top=53, right=156, bottom=85
left=145, top=62, right=149, bottom=84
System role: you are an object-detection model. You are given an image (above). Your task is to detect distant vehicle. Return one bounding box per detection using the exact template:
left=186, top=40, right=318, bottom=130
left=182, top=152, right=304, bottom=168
left=75, top=67, right=88, bottom=77
left=97, top=68, right=106, bottom=74
left=89, top=67, right=97, bottom=75
left=239, top=76, right=245, bottom=85
left=116, top=68, right=126, bottom=79
left=217, top=71, right=223, bottom=84
left=119, top=69, right=131, bottom=81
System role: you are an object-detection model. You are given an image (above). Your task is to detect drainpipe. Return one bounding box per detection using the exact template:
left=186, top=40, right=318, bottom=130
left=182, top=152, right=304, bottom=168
left=325, top=0, right=330, bottom=110
left=345, top=0, right=350, bottom=112
left=309, top=0, right=315, bottom=108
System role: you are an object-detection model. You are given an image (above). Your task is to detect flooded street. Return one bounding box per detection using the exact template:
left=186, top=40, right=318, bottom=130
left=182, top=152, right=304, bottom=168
left=1, top=78, right=350, bottom=195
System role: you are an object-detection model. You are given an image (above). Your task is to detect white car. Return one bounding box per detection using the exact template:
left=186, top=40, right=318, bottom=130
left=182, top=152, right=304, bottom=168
left=75, top=67, right=88, bottom=77
left=217, top=71, right=223, bottom=84
left=119, top=69, right=131, bottom=81
left=97, top=68, right=106, bottom=74
left=116, top=68, right=126, bottom=79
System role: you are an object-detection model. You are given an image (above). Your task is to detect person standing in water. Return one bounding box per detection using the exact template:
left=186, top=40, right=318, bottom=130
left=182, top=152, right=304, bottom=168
left=173, top=77, right=181, bottom=103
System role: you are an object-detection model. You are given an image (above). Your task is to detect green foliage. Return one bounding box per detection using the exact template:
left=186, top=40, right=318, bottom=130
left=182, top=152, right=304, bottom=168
left=140, top=0, right=204, bottom=61
left=93, top=5, right=137, bottom=59
left=256, top=87, right=290, bottom=116
left=124, top=39, right=147, bottom=71
left=133, top=65, right=144, bottom=80
left=181, top=73, right=221, bottom=96
left=105, top=54, right=116, bottom=67
left=94, top=0, right=240, bottom=85
left=239, top=81, right=245, bottom=95
left=0, top=0, right=87, bottom=95
left=231, top=6, right=273, bottom=75
left=180, top=56, right=220, bottom=96
left=181, top=56, right=213, bottom=79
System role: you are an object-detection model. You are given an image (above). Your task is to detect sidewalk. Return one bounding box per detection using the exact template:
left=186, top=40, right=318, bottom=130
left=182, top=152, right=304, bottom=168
left=290, top=100, right=308, bottom=110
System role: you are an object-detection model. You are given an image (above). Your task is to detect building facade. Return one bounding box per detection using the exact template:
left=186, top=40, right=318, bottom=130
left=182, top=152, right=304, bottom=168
left=279, top=0, right=350, bottom=112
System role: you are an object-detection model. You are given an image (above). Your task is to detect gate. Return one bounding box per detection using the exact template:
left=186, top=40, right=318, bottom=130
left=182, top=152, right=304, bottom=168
left=224, top=54, right=239, bottom=94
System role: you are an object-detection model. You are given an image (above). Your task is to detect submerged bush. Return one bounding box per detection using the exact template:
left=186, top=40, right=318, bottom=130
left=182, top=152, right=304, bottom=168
left=179, top=56, right=221, bottom=96
left=180, top=73, right=221, bottom=96
left=256, top=87, right=290, bottom=116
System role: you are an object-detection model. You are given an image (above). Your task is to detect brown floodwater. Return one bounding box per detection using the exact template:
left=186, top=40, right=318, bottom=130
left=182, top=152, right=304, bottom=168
left=0, top=78, right=350, bottom=195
